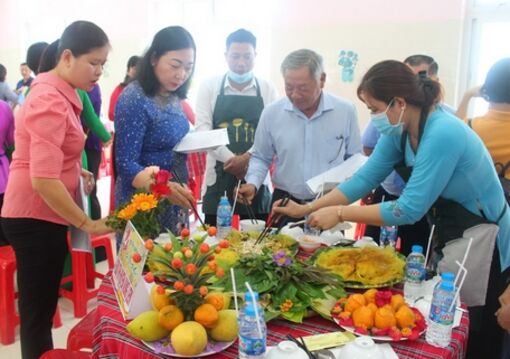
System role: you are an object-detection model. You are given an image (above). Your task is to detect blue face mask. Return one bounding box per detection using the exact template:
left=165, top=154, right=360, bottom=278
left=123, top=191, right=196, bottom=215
left=227, top=71, right=253, bottom=84
left=371, top=100, right=406, bottom=136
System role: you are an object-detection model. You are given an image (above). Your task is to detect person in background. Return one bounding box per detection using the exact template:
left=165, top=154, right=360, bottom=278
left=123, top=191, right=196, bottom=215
left=0, top=64, right=19, bottom=108
left=1, top=21, right=113, bottom=359
left=108, top=55, right=140, bottom=121
left=82, top=83, right=111, bottom=219
left=15, top=62, right=34, bottom=92
left=196, top=29, right=278, bottom=226
left=0, top=100, right=14, bottom=247
left=239, top=49, right=361, bottom=224
left=274, top=60, right=510, bottom=359
left=114, top=26, right=195, bottom=244
left=26, top=42, right=49, bottom=76
left=456, top=58, right=510, bottom=197
left=361, top=54, right=448, bottom=255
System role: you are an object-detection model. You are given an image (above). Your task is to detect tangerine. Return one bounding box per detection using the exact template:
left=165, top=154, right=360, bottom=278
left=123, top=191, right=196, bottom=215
left=344, top=293, right=366, bottom=313
left=158, top=305, right=184, bottom=331
left=395, top=305, right=415, bottom=329
left=194, top=303, right=219, bottom=328
left=363, top=289, right=378, bottom=304
left=352, top=305, right=374, bottom=329
left=390, top=294, right=405, bottom=312
left=374, top=306, right=397, bottom=329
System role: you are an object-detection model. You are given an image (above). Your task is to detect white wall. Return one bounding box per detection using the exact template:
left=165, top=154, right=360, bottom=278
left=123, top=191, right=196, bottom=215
left=0, top=0, right=466, bottom=127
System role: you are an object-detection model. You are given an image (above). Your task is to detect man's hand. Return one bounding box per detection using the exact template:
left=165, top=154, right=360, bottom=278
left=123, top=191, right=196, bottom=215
left=224, top=153, right=250, bottom=179
left=496, top=304, right=510, bottom=332
left=238, top=183, right=257, bottom=204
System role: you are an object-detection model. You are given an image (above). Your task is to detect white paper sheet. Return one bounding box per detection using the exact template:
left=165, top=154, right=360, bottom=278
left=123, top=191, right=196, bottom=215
left=174, top=128, right=229, bottom=153
left=306, top=153, right=368, bottom=194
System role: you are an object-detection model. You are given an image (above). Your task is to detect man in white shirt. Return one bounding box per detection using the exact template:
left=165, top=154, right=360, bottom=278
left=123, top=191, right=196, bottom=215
left=239, top=49, right=361, bottom=224
left=195, top=29, right=278, bottom=225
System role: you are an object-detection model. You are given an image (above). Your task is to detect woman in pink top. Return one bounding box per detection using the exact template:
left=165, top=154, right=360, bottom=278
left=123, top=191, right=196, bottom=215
left=0, top=100, right=14, bottom=246
left=1, top=21, right=112, bottom=359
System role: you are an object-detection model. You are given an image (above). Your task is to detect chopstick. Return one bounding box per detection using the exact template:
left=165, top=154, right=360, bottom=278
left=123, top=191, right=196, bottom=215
left=170, top=170, right=206, bottom=229
left=288, top=219, right=306, bottom=229
left=254, top=195, right=290, bottom=245
left=286, top=334, right=315, bottom=359
left=241, top=197, right=257, bottom=224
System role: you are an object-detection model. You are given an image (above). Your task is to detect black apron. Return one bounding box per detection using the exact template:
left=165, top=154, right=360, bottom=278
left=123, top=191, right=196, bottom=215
left=202, top=76, right=271, bottom=215
left=395, top=124, right=505, bottom=307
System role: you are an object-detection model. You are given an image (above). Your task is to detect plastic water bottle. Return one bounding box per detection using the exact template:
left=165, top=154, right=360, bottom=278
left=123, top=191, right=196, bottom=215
left=404, top=245, right=426, bottom=302
left=432, top=272, right=455, bottom=297
left=216, top=192, right=232, bottom=239
left=426, top=281, right=456, bottom=348
left=379, top=225, right=398, bottom=248
left=237, top=292, right=263, bottom=325
left=238, top=293, right=267, bottom=358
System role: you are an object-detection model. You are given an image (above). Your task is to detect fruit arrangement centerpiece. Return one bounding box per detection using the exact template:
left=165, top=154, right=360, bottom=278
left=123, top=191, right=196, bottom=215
left=215, top=248, right=345, bottom=323
left=126, top=228, right=238, bottom=357
left=331, top=289, right=427, bottom=341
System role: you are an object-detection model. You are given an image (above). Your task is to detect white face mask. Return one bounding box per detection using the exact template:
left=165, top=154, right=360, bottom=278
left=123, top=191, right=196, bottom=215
left=227, top=70, right=253, bottom=84
left=370, top=99, right=406, bottom=136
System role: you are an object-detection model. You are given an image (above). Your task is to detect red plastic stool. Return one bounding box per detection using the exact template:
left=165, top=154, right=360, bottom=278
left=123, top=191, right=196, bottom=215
left=60, top=235, right=114, bottom=318
left=0, top=246, right=62, bottom=345
left=67, top=308, right=97, bottom=350
left=40, top=349, right=92, bottom=359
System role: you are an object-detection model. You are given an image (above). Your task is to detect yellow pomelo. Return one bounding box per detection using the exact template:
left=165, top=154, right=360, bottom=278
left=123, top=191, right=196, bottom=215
left=209, top=309, right=238, bottom=342
left=171, top=321, right=208, bottom=355
left=126, top=311, right=170, bottom=341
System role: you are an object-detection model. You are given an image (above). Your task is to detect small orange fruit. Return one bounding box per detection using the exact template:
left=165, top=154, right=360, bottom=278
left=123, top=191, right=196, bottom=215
left=374, top=306, right=397, bottom=329
left=366, top=302, right=378, bottom=315
left=159, top=305, right=184, bottom=331
left=352, top=306, right=374, bottom=329
left=205, top=292, right=225, bottom=311
left=390, top=294, right=405, bottom=312
left=194, top=303, right=219, bottom=329
left=345, top=294, right=366, bottom=313
left=363, top=289, right=378, bottom=304
left=395, top=305, right=415, bottom=329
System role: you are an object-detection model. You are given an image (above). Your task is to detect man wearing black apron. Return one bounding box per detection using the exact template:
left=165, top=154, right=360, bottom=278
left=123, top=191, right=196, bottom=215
left=196, top=29, right=277, bottom=225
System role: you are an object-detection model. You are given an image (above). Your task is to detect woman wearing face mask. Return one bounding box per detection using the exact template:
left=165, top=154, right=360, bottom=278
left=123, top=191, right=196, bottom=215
left=114, top=26, right=195, bottom=248
left=274, top=60, right=510, bottom=359
left=1, top=21, right=113, bottom=359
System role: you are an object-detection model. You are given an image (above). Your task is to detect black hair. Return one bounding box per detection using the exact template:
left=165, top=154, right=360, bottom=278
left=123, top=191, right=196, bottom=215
left=121, top=55, right=140, bottom=86
left=226, top=28, right=256, bottom=50
left=358, top=60, right=442, bottom=132
left=38, top=40, right=59, bottom=73
left=26, top=42, right=49, bottom=74
left=0, top=64, right=6, bottom=82
left=404, top=54, right=438, bottom=76
left=56, top=20, right=110, bottom=59
left=481, top=58, right=510, bottom=104
left=137, top=26, right=195, bottom=98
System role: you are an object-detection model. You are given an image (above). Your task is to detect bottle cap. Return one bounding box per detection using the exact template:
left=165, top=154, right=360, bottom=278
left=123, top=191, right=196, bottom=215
left=440, top=281, right=455, bottom=291
left=245, top=304, right=260, bottom=317
left=244, top=291, right=259, bottom=302
left=411, top=245, right=423, bottom=254
left=440, top=272, right=455, bottom=282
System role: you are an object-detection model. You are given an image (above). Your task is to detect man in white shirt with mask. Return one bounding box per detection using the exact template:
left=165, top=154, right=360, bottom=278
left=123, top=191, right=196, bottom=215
left=195, top=29, right=278, bottom=226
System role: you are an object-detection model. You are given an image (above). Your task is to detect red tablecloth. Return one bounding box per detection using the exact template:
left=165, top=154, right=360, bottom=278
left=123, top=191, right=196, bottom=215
left=92, top=274, right=469, bottom=359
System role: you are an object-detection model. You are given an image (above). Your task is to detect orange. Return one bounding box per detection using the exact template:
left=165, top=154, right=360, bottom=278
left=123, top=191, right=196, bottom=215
left=158, top=305, right=184, bottom=331
left=352, top=306, right=374, bottom=329
left=395, top=305, right=415, bottom=329
left=374, top=306, right=396, bottom=329
left=344, top=294, right=366, bottom=313
left=194, top=303, right=219, bottom=329
left=363, top=289, right=378, bottom=304
left=205, top=293, right=225, bottom=311
left=390, top=294, right=405, bottom=312
left=366, top=302, right=378, bottom=315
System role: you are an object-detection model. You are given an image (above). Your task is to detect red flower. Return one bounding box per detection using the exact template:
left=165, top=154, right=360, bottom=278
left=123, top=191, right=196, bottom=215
left=155, top=169, right=171, bottom=184
left=371, top=327, right=389, bottom=336
left=354, top=326, right=369, bottom=335
left=338, top=317, right=354, bottom=327
left=375, top=290, right=392, bottom=307
left=150, top=183, right=171, bottom=199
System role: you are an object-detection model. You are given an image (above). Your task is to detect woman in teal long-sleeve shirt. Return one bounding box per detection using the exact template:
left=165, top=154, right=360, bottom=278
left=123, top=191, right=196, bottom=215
left=275, top=60, right=509, bottom=359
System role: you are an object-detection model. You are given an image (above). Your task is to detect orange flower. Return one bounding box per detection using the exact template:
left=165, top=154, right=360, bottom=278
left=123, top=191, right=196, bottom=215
left=117, top=203, right=137, bottom=220
left=131, top=193, right=158, bottom=212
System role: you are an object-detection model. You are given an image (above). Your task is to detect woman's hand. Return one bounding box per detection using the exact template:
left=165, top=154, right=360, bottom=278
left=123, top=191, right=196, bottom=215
left=81, top=169, right=95, bottom=195
left=82, top=218, right=114, bottom=235
left=167, top=182, right=194, bottom=209
left=307, top=206, right=343, bottom=230
left=272, top=199, right=307, bottom=218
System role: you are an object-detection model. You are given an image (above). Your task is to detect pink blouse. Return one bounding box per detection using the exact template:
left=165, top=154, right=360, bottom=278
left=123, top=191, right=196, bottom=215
left=2, top=72, right=85, bottom=225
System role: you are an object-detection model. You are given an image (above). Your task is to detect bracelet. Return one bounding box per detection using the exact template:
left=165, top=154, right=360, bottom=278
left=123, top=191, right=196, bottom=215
left=337, top=206, right=344, bottom=222
left=77, top=215, right=88, bottom=229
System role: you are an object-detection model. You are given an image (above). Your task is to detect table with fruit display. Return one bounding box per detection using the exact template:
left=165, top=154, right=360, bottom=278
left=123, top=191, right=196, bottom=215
left=91, top=228, right=470, bottom=359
